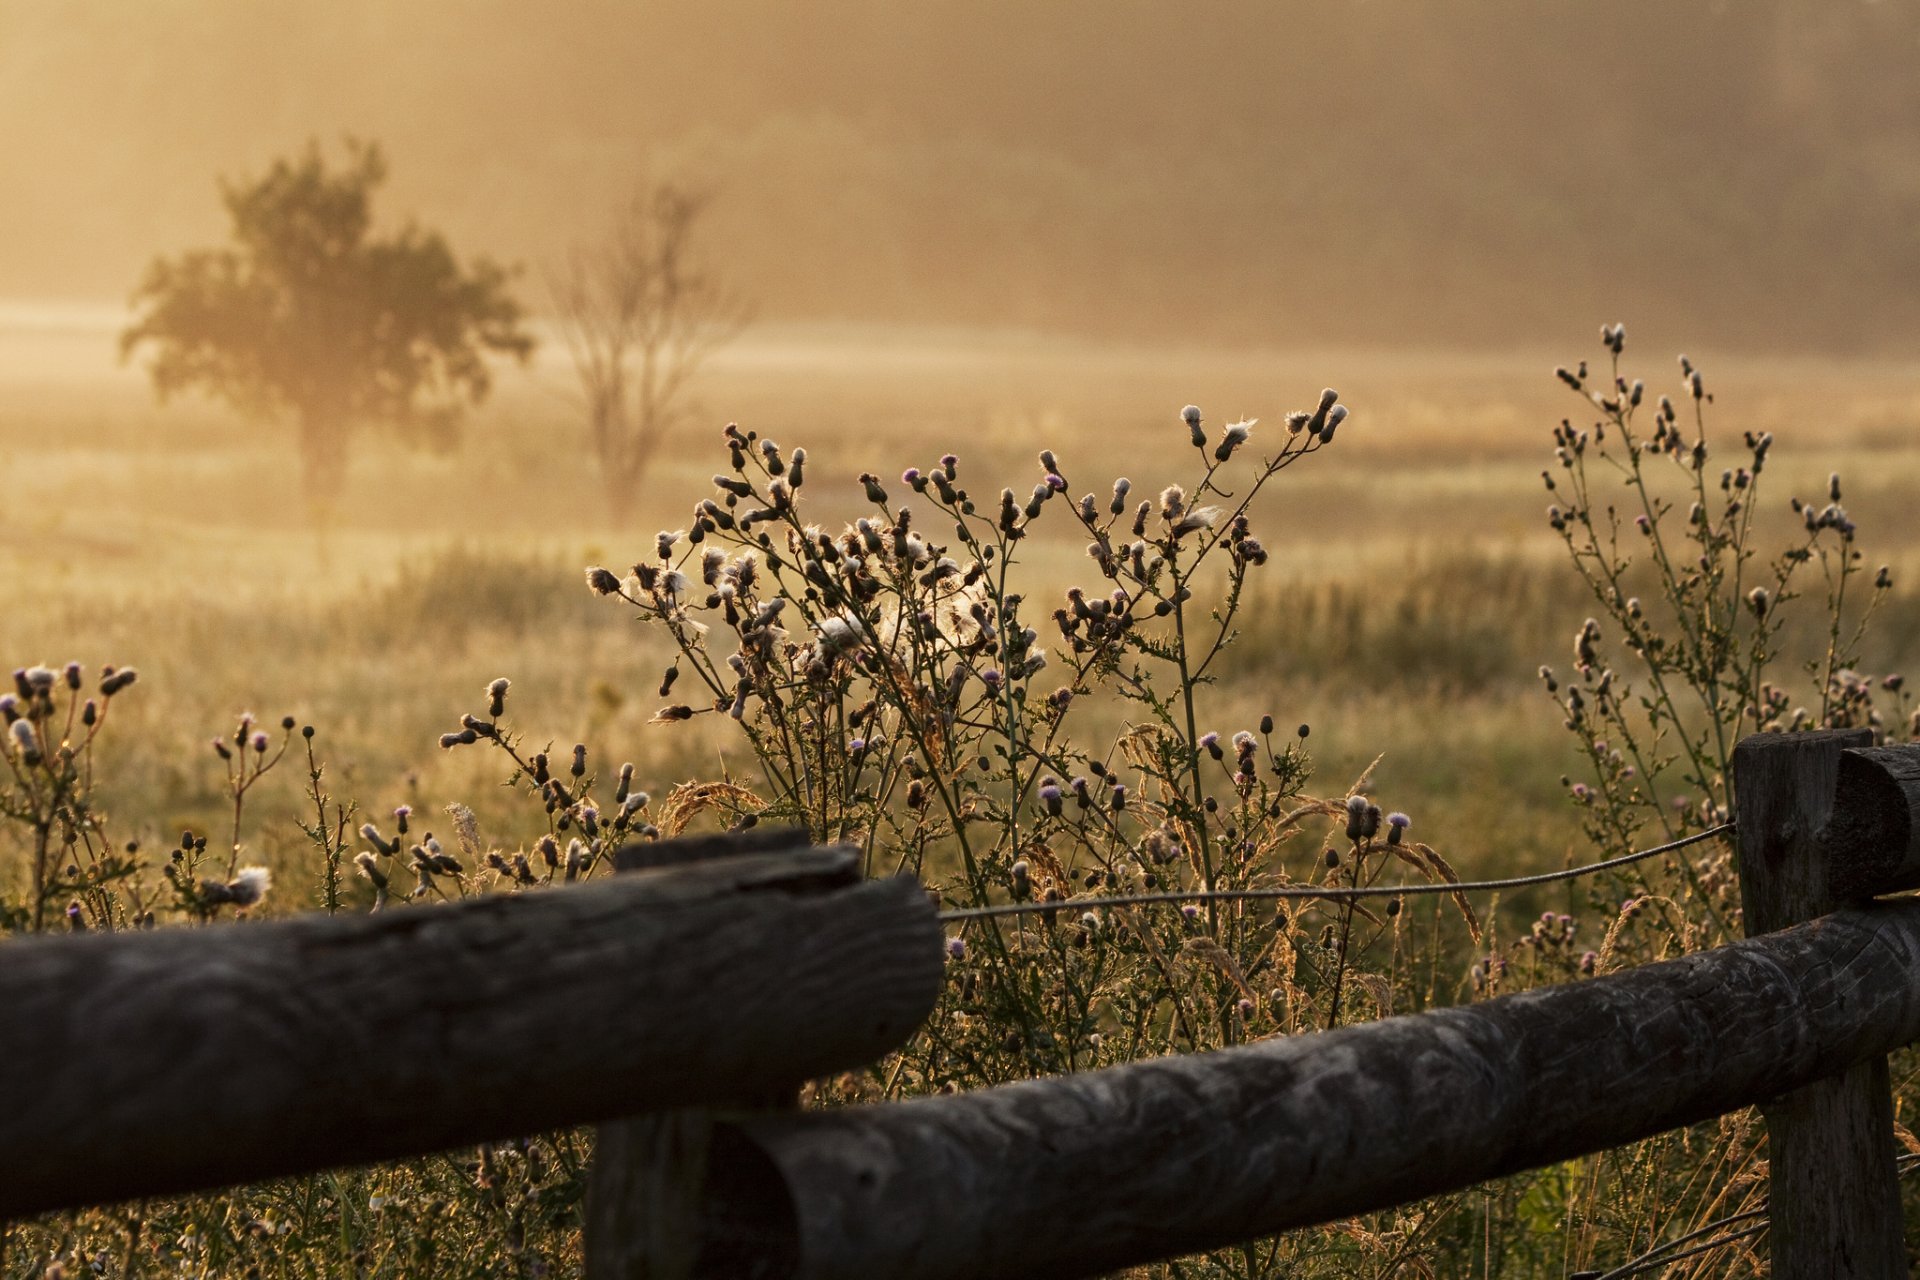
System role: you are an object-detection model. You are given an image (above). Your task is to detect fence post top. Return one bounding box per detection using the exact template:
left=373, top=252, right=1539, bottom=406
left=1733, top=727, right=1877, bottom=758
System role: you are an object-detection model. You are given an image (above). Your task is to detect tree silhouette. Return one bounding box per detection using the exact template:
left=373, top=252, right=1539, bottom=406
left=549, top=184, right=748, bottom=527
left=122, top=141, right=534, bottom=511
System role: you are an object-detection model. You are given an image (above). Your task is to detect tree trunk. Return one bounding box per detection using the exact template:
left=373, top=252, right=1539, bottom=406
left=296, top=405, right=351, bottom=514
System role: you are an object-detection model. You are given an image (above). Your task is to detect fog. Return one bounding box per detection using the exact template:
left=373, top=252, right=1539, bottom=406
left=4, top=0, right=1917, bottom=353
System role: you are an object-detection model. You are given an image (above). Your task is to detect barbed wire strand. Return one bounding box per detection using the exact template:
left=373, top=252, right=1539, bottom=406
left=938, top=822, right=1736, bottom=923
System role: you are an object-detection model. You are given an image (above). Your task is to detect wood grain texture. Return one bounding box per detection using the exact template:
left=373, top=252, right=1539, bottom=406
left=588, top=829, right=809, bottom=1280
left=0, top=846, right=942, bottom=1219
left=703, top=899, right=1920, bottom=1280
left=1735, top=728, right=1874, bottom=932
left=1826, top=743, right=1920, bottom=902
left=1734, top=729, right=1905, bottom=1280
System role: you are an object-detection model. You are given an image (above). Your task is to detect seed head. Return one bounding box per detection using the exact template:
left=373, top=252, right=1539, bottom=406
left=227, top=866, right=271, bottom=908
left=1038, top=781, right=1064, bottom=817
left=9, top=718, right=41, bottom=764
left=1305, top=388, right=1339, bottom=437
left=1344, top=794, right=1370, bottom=842
left=1320, top=404, right=1348, bottom=443
left=354, top=851, right=388, bottom=890
left=1181, top=405, right=1205, bottom=447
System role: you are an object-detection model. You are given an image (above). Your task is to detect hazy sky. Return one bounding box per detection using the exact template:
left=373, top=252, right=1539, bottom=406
left=4, top=0, right=1917, bottom=352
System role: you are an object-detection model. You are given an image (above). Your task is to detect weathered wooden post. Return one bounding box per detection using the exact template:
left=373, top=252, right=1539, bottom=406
left=1733, top=728, right=1905, bottom=1279
left=583, top=829, right=925, bottom=1280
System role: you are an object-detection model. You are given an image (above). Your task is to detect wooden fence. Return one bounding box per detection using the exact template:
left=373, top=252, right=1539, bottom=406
left=6, top=730, right=1920, bottom=1278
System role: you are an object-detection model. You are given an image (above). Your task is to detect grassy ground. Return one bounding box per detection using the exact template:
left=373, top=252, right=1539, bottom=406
left=6, top=323, right=1916, bottom=901
left=6, top=322, right=1920, bottom=1276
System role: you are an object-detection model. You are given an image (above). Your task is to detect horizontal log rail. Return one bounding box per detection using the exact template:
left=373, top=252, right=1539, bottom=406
left=9, top=735, right=1920, bottom=1280
left=0, top=841, right=942, bottom=1219
left=680, top=897, right=1920, bottom=1279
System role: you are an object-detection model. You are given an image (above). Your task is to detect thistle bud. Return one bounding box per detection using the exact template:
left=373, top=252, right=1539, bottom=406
left=1305, top=388, right=1339, bottom=437
left=9, top=718, right=41, bottom=765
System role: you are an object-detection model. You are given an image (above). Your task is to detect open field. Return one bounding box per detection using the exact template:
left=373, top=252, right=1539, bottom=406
left=8, top=314, right=1920, bottom=1276
left=6, top=315, right=1920, bottom=899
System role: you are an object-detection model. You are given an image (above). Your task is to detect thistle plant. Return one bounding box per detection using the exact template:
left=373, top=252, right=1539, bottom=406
left=1540, top=325, right=1905, bottom=942
left=565, top=394, right=1471, bottom=1108
left=0, top=663, right=142, bottom=932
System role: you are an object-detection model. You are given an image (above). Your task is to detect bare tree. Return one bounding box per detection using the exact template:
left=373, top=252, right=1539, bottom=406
left=549, top=184, right=749, bottom=527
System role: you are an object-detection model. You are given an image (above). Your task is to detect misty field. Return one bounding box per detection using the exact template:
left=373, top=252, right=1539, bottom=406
left=6, top=323, right=1919, bottom=884
left=9, top=320, right=1920, bottom=1278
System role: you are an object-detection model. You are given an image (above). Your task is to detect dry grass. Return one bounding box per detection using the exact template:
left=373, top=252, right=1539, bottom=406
left=5, top=321, right=1920, bottom=1277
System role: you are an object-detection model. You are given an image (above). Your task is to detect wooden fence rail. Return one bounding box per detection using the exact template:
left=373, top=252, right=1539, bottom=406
left=0, top=839, right=942, bottom=1219
left=6, top=731, right=1920, bottom=1280
left=688, top=898, right=1920, bottom=1280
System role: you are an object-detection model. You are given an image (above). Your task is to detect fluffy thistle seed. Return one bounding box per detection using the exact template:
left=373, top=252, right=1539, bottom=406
left=1214, top=418, right=1254, bottom=461
left=1181, top=404, right=1205, bottom=447
left=227, top=867, right=271, bottom=908
left=1344, top=794, right=1370, bottom=841
left=1305, top=388, right=1339, bottom=437
left=9, top=718, right=41, bottom=764
left=354, top=851, right=388, bottom=890
left=1321, top=404, right=1348, bottom=443
left=585, top=566, right=622, bottom=595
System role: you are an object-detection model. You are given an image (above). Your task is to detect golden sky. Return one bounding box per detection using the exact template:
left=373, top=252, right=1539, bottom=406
left=3, top=0, right=1917, bottom=352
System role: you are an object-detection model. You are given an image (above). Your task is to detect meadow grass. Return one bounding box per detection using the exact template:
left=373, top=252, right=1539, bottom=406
left=4, top=326, right=1920, bottom=1276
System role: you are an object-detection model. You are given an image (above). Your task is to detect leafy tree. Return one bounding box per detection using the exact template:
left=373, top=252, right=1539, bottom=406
left=549, top=183, right=749, bottom=527
left=121, top=141, right=534, bottom=510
